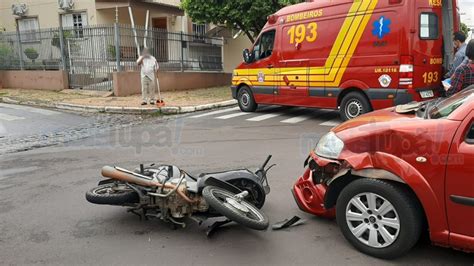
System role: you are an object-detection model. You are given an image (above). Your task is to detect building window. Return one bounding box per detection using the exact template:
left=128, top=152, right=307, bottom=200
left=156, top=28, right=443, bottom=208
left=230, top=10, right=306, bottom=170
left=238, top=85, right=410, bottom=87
left=192, top=23, right=206, bottom=41
left=61, top=12, right=88, bottom=37
left=17, top=17, right=40, bottom=42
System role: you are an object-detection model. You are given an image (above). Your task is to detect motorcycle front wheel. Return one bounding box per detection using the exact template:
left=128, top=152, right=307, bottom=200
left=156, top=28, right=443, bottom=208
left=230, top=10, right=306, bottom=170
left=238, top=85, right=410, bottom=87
left=202, top=186, right=269, bottom=230
left=86, top=183, right=139, bottom=205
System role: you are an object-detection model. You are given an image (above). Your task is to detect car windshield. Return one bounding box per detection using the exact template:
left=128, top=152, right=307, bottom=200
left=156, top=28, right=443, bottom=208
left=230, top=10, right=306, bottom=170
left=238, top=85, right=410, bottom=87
left=428, top=88, right=474, bottom=119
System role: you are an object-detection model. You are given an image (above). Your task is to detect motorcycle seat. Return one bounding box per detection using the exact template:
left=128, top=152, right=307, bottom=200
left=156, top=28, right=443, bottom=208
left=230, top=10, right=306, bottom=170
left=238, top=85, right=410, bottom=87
left=186, top=182, right=198, bottom=193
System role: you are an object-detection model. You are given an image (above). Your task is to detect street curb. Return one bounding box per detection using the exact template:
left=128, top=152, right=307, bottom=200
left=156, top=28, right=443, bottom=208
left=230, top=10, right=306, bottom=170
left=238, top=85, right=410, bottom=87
left=0, top=96, right=237, bottom=115
left=160, top=99, right=237, bottom=115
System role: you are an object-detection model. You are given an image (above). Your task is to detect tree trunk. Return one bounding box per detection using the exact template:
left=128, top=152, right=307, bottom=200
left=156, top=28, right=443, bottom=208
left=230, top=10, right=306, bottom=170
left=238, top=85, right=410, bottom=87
left=244, top=31, right=255, bottom=43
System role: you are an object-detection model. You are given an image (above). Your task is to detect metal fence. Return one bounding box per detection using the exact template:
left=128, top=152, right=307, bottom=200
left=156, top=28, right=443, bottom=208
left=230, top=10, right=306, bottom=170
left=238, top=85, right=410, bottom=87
left=0, top=24, right=224, bottom=91
left=0, top=27, right=65, bottom=71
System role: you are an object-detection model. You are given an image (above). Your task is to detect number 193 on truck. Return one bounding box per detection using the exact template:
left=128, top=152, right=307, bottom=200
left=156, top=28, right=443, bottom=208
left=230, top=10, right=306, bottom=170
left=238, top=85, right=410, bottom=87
left=231, top=0, right=460, bottom=120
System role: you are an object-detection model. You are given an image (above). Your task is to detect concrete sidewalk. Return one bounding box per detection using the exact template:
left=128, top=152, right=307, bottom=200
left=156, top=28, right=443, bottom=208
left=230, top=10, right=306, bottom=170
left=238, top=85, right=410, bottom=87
left=0, top=87, right=237, bottom=115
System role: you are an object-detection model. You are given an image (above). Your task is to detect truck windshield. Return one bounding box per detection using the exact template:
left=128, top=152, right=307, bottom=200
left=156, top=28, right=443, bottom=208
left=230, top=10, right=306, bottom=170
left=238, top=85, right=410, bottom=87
left=428, top=89, right=474, bottom=119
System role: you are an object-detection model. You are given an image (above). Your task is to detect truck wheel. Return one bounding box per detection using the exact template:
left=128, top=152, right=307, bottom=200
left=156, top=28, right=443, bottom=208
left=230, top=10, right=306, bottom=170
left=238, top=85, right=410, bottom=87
left=336, top=179, right=422, bottom=259
left=237, top=86, right=258, bottom=112
left=340, top=92, right=372, bottom=121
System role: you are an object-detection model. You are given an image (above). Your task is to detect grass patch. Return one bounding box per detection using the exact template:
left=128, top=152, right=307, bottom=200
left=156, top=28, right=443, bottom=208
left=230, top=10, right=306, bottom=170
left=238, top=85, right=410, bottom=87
left=1, top=86, right=233, bottom=108
left=161, top=86, right=232, bottom=106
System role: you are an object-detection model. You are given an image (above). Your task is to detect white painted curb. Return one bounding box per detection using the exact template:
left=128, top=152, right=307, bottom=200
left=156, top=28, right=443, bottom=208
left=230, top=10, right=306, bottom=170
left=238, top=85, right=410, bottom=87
left=1, top=97, right=237, bottom=115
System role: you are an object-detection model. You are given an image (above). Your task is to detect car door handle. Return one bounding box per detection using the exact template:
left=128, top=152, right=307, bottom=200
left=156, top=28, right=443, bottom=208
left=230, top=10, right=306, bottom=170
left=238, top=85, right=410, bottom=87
left=416, top=157, right=427, bottom=163
left=267, top=64, right=274, bottom=69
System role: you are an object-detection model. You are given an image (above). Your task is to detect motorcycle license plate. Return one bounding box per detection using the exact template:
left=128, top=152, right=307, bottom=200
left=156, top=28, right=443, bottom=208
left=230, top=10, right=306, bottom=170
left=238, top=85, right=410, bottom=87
left=420, top=90, right=434, bottom=99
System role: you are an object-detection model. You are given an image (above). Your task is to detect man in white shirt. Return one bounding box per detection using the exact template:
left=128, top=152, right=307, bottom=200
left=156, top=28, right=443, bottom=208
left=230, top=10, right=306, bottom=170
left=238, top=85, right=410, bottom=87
left=136, top=48, right=159, bottom=105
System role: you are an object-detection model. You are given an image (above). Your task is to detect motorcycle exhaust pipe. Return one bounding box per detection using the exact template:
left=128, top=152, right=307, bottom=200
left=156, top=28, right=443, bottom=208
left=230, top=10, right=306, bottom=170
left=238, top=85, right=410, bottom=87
left=101, top=166, right=157, bottom=187
left=101, top=166, right=197, bottom=204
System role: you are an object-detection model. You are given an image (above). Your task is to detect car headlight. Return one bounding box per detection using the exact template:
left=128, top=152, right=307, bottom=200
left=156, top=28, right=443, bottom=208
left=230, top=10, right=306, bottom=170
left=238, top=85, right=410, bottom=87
left=314, top=132, right=344, bottom=159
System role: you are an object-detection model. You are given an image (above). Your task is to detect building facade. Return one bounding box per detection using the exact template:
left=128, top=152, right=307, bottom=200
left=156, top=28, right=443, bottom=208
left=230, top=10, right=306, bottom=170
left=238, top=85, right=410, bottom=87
left=0, top=0, right=251, bottom=73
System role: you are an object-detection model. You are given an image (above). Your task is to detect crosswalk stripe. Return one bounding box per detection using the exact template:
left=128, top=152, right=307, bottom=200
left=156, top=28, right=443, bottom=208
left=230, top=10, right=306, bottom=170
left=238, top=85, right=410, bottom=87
left=246, top=113, right=282, bottom=122
left=190, top=107, right=240, bottom=118
left=0, top=103, right=59, bottom=116
left=280, top=115, right=312, bottom=124
left=0, top=113, right=26, bottom=121
left=257, top=105, right=281, bottom=112
left=216, top=112, right=251, bottom=120
left=320, top=119, right=342, bottom=127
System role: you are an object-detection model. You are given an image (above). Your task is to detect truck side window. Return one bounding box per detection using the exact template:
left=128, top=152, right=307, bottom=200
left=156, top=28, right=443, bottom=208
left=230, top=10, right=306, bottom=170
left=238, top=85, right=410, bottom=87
left=466, top=123, right=474, bottom=145
left=253, top=30, right=276, bottom=61
left=420, top=13, right=439, bottom=40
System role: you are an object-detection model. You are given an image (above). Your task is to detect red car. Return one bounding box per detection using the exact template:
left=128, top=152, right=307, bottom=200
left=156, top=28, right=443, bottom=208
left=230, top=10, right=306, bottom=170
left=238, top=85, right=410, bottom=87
left=293, top=86, right=474, bottom=259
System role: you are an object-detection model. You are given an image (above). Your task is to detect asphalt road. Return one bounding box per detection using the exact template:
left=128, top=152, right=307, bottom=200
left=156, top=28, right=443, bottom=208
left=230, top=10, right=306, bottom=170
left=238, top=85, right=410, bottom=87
left=0, top=103, right=141, bottom=154
left=0, top=105, right=472, bottom=265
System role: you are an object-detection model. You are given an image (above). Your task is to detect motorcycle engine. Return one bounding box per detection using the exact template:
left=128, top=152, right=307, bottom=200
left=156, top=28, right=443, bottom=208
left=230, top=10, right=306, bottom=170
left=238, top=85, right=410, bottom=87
left=150, top=166, right=207, bottom=219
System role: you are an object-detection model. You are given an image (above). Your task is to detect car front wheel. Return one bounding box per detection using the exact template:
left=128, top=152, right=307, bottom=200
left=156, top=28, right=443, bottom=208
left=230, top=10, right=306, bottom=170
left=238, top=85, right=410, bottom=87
left=336, top=179, right=423, bottom=259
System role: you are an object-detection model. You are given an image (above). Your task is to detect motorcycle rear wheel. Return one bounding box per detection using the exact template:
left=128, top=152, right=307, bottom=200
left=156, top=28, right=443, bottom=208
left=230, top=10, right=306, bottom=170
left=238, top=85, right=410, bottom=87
left=202, top=186, right=269, bottom=230
left=86, top=184, right=139, bottom=205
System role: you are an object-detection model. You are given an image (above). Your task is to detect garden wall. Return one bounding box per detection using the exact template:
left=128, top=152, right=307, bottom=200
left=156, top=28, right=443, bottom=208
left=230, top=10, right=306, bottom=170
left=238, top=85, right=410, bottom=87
left=113, top=71, right=232, bottom=96
left=0, top=70, right=69, bottom=91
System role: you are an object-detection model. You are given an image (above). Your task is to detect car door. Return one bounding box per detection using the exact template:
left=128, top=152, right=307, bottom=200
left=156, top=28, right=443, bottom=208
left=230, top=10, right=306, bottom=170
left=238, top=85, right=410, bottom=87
left=249, top=29, right=277, bottom=104
left=276, top=20, right=316, bottom=106
left=445, top=111, right=474, bottom=241
left=276, top=59, right=309, bottom=106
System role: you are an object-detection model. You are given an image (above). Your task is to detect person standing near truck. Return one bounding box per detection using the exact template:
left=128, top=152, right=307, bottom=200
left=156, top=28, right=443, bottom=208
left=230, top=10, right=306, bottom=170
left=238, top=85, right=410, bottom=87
left=445, top=32, right=468, bottom=79
left=446, top=39, right=474, bottom=96
left=136, top=48, right=159, bottom=105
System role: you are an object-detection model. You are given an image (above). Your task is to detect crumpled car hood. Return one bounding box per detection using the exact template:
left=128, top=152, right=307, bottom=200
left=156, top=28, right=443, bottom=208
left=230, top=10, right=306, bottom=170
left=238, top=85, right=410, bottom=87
left=333, top=108, right=415, bottom=136
left=331, top=108, right=460, bottom=161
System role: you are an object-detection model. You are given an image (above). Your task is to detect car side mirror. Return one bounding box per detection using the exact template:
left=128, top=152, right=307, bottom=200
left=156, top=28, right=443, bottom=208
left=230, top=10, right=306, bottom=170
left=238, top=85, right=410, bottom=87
left=243, top=48, right=254, bottom=63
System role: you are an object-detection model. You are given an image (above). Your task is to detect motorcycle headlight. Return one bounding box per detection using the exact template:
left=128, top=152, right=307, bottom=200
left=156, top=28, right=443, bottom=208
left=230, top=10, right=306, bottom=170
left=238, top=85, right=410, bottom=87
left=314, top=132, right=344, bottom=159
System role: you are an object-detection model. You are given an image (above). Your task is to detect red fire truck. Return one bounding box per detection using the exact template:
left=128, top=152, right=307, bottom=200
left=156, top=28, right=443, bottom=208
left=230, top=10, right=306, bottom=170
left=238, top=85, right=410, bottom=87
left=231, top=0, right=461, bottom=120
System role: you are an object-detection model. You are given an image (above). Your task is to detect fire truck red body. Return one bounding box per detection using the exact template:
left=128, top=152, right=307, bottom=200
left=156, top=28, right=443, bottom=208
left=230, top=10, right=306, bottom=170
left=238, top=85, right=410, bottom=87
left=231, top=0, right=460, bottom=120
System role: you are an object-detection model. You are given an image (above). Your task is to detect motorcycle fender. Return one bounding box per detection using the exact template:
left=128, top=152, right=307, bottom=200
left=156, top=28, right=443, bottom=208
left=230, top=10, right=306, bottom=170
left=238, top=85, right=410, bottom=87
left=202, top=177, right=242, bottom=194
left=199, top=170, right=264, bottom=190
left=98, top=179, right=115, bottom=186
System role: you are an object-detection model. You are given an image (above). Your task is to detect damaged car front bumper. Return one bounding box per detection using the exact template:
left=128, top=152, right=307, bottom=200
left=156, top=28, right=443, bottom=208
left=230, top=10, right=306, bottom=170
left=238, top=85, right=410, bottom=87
left=292, top=151, right=344, bottom=218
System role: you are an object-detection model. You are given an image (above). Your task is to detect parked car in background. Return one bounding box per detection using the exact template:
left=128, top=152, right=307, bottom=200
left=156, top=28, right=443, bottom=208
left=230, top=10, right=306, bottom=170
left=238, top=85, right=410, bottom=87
left=292, top=85, right=474, bottom=259
left=232, top=0, right=461, bottom=120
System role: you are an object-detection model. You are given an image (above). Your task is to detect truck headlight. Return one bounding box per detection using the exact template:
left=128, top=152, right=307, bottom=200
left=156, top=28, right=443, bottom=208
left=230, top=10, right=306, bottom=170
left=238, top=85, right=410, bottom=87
left=314, top=132, right=344, bottom=159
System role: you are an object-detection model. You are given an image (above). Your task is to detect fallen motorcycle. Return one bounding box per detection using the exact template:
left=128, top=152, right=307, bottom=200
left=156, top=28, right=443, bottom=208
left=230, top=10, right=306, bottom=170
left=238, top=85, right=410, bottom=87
left=86, top=155, right=274, bottom=231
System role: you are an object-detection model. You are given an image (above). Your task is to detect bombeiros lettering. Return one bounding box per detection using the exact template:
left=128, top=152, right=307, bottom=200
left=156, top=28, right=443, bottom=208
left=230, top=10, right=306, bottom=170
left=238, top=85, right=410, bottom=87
left=286, top=9, right=323, bottom=23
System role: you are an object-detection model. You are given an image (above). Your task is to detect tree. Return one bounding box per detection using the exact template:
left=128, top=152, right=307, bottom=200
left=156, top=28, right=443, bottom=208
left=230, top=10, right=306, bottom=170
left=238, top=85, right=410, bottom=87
left=460, top=22, right=470, bottom=38
left=181, top=0, right=302, bottom=43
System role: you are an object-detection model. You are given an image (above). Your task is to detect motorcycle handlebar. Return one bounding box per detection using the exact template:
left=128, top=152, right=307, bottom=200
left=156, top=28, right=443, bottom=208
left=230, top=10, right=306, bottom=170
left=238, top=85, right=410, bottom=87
left=260, top=155, right=272, bottom=171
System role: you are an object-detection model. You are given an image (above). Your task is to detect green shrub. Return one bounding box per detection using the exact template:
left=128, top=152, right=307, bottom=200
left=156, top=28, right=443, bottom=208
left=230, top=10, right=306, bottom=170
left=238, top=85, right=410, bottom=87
left=24, top=47, right=39, bottom=60
left=0, top=43, right=14, bottom=69
left=51, top=30, right=75, bottom=49
left=0, top=43, right=12, bottom=58
left=107, top=45, right=116, bottom=60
